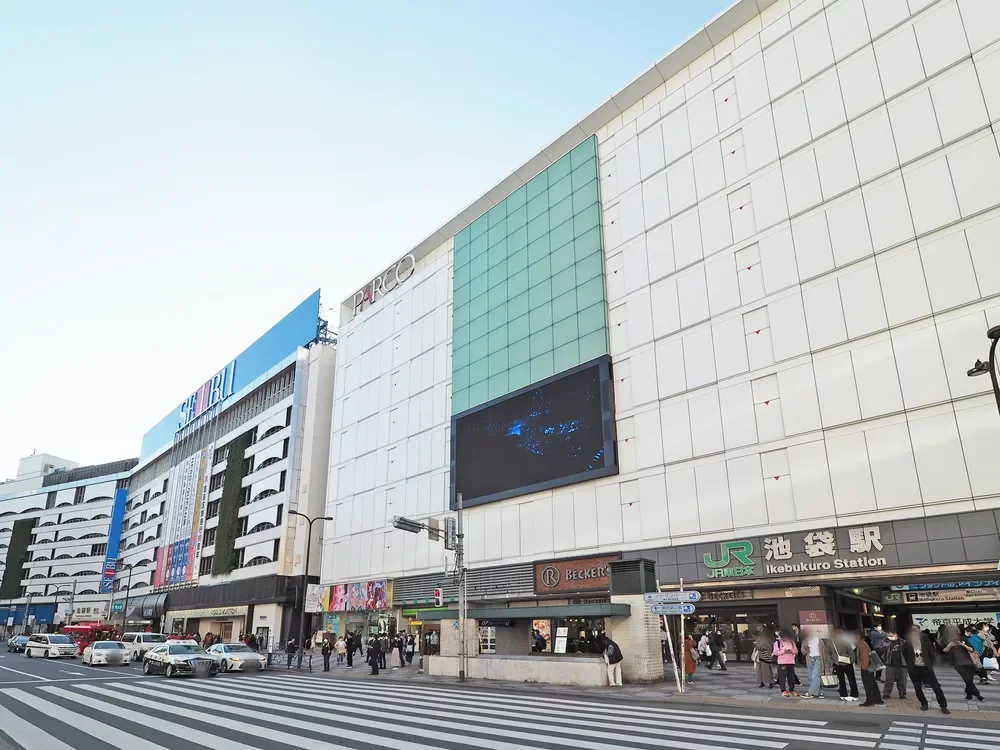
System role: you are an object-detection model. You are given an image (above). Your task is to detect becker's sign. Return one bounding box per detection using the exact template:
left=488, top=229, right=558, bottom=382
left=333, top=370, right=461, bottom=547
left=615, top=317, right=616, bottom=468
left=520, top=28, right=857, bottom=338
left=534, top=553, right=621, bottom=595
left=353, top=254, right=416, bottom=316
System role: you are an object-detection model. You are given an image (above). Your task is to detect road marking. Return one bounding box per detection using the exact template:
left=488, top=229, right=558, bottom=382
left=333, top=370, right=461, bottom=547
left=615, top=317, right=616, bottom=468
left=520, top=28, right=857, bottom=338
left=0, top=663, right=50, bottom=680
left=0, top=702, right=72, bottom=750
left=0, top=674, right=146, bottom=685
left=60, top=670, right=85, bottom=676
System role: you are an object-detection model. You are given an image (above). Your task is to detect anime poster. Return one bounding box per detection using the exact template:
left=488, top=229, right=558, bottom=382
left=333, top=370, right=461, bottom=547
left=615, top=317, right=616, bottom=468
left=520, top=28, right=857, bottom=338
left=347, top=582, right=367, bottom=610
left=327, top=584, right=349, bottom=612
left=366, top=580, right=387, bottom=610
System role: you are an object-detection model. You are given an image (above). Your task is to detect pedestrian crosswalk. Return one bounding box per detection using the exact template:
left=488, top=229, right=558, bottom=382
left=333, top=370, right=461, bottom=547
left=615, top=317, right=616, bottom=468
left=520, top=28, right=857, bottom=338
left=878, top=720, right=1000, bottom=750
left=0, top=671, right=895, bottom=750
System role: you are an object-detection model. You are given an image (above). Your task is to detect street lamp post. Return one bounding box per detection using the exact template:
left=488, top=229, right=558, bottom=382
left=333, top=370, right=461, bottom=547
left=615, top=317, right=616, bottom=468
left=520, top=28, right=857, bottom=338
left=289, top=511, right=332, bottom=667
left=119, top=564, right=134, bottom=630
left=967, top=324, right=1000, bottom=419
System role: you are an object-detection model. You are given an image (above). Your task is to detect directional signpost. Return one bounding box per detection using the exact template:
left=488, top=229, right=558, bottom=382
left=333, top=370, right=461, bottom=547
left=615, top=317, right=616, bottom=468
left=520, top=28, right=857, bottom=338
left=649, top=603, right=696, bottom=615
left=647, top=581, right=700, bottom=694
left=644, top=591, right=701, bottom=604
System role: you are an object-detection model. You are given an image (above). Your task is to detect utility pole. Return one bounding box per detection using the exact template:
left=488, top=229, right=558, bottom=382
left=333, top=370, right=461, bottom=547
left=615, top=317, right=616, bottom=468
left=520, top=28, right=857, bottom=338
left=456, top=492, right=466, bottom=683
left=289, top=511, right=333, bottom=668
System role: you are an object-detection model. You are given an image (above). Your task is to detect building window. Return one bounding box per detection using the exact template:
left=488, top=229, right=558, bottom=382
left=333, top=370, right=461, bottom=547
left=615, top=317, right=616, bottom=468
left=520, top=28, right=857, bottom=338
left=45, top=492, right=57, bottom=510
left=91, top=543, right=107, bottom=557
left=213, top=446, right=229, bottom=466
left=143, top=489, right=151, bottom=503
left=282, top=438, right=289, bottom=460
left=286, top=406, right=292, bottom=426
left=206, top=500, right=220, bottom=519
left=275, top=504, right=283, bottom=526
left=279, top=471, right=286, bottom=493
left=479, top=626, right=496, bottom=655
left=116, top=478, right=129, bottom=490
left=273, top=539, right=280, bottom=560
left=73, top=487, right=86, bottom=505
left=209, top=472, right=225, bottom=492
left=202, top=527, right=217, bottom=547
left=199, top=555, right=214, bottom=575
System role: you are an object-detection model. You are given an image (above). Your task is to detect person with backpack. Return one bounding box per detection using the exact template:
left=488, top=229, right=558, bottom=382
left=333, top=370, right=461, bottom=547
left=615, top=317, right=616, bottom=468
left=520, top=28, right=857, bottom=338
left=880, top=628, right=907, bottom=699
left=858, top=632, right=885, bottom=707
left=601, top=634, right=625, bottom=686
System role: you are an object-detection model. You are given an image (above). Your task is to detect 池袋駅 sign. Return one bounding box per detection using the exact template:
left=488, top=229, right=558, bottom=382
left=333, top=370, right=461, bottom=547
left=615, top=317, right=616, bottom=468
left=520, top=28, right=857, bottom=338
left=534, top=553, right=621, bottom=594
left=178, top=360, right=237, bottom=429
left=353, top=254, right=416, bottom=317
left=699, top=525, right=894, bottom=581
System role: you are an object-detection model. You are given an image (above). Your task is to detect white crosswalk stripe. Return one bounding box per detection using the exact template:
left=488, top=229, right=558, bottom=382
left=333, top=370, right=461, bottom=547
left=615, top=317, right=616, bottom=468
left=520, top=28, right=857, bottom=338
left=0, top=672, right=965, bottom=750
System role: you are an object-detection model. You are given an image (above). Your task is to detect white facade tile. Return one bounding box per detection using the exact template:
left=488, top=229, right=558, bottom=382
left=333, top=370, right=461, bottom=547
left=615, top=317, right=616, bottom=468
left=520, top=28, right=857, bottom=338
left=838, top=47, right=886, bottom=119
left=919, top=229, right=981, bottom=312
left=913, top=1, right=970, bottom=77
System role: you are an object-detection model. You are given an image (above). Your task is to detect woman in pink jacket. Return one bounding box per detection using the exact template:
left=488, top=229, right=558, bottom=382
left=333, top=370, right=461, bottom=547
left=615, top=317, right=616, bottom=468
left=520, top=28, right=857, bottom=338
left=773, top=627, right=800, bottom=696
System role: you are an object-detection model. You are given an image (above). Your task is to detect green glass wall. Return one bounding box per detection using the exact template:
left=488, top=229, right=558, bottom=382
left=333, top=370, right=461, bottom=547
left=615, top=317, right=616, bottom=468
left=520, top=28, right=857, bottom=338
left=452, top=136, right=609, bottom=414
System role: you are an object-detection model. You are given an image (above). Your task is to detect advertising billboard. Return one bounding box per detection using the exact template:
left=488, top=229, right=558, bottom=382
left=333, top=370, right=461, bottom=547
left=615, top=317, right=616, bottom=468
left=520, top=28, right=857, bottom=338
left=98, top=488, right=129, bottom=594
left=451, top=355, right=617, bottom=509
left=154, top=444, right=213, bottom=588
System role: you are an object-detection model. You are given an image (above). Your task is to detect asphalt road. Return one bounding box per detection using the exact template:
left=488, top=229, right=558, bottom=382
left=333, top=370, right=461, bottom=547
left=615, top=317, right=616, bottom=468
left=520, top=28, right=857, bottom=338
left=1, top=650, right=998, bottom=749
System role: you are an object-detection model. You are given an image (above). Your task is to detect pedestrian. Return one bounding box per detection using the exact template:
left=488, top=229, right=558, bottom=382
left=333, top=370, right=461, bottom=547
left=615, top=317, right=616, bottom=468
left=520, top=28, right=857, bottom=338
left=753, top=629, right=776, bottom=688
left=346, top=633, right=355, bottom=668
left=379, top=633, right=388, bottom=669
left=967, top=625, right=990, bottom=685
left=979, top=622, right=998, bottom=681
left=193, top=632, right=202, bottom=645
left=369, top=634, right=382, bottom=676
left=939, top=625, right=984, bottom=702
left=880, top=628, right=907, bottom=699
left=773, top=628, right=799, bottom=696
left=827, top=628, right=859, bottom=702
left=792, top=623, right=805, bottom=667
left=732, top=630, right=742, bottom=663
left=801, top=627, right=828, bottom=698
left=532, top=628, right=547, bottom=652
left=390, top=636, right=402, bottom=670
left=247, top=632, right=258, bottom=651
left=711, top=627, right=728, bottom=671
left=406, top=634, right=416, bottom=665
left=285, top=639, right=297, bottom=669
left=683, top=633, right=697, bottom=683
left=601, top=634, right=625, bottom=686
left=429, top=629, right=439, bottom=654
left=857, top=631, right=885, bottom=707
left=697, top=632, right=713, bottom=666
left=869, top=623, right=888, bottom=683
left=397, top=635, right=406, bottom=668
left=321, top=638, right=332, bottom=672
left=902, top=626, right=949, bottom=714
left=660, top=624, right=669, bottom=663
left=335, top=636, right=347, bottom=665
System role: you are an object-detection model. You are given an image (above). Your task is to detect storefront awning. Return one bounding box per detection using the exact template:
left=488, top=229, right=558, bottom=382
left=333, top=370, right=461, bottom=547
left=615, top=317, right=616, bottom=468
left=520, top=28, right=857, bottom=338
left=415, top=603, right=630, bottom=621
left=126, top=592, right=167, bottom=619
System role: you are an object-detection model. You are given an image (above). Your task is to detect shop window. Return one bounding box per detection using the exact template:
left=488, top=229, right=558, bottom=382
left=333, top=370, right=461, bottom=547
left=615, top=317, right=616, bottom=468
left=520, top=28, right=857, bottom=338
left=530, top=618, right=606, bottom=655
left=479, top=626, right=496, bottom=655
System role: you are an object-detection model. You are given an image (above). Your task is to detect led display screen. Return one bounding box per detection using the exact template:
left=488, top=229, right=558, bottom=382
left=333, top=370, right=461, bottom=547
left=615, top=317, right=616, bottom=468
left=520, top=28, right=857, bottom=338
left=451, top=356, right=617, bottom=509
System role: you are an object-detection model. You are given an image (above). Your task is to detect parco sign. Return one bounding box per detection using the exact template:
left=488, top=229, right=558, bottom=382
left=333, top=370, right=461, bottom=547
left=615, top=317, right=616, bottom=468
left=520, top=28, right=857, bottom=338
left=353, top=254, right=416, bottom=317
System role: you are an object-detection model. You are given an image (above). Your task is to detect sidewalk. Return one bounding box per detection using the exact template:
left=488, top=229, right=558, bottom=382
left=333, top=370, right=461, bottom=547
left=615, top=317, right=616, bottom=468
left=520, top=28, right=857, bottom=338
left=298, top=657, right=1000, bottom=722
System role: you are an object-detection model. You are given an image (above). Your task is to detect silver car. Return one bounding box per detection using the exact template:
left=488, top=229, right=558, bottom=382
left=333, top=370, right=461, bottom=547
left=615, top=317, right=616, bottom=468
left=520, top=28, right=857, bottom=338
left=206, top=642, right=267, bottom=672
left=83, top=641, right=131, bottom=666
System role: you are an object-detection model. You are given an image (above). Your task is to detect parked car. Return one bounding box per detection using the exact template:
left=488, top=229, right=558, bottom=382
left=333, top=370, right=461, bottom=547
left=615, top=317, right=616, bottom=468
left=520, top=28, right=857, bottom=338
left=25, top=633, right=79, bottom=659
left=6, top=635, right=29, bottom=653
left=82, top=640, right=131, bottom=666
left=120, top=632, right=168, bottom=661
left=142, top=643, right=218, bottom=678
left=206, top=642, right=267, bottom=672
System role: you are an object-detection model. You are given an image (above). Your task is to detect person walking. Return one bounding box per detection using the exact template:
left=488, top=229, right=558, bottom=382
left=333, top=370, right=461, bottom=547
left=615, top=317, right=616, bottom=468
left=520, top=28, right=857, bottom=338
left=869, top=624, right=887, bottom=682
left=979, top=622, right=998, bottom=681
left=345, top=633, right=355, bottom=668
left=732, top=630, right=743, bottom=663
left=801, top=627, right=828, bottom=698
left=968, top=625, right=990, bottom=685
left=369, top=635, right=382, bottom=676
left=335, top=636, right=347, bottom=665
left=711, top=628, right=728, bottom=671
left=858, top=632, right=885, bottom=707
left=753, top=629, right=776, bottom=688
left=285, top=639, right=297, bottom=669
left=397, top=635, right=406, bottom=668
left=827, top=628, right=859, bottom=701
left=660, top=624, right=669, bottom=663
left=247, top=632, right=258, bottom=651
left=792, top=623, right=805, bottom=668
left=379, top=633, right=389, bottom=670
left=683, top=633, right=698, bottom=683
left=773, top=628, right=799, bottom=696
left=940, top=625, right=984, bottom=701
left=405, top=634, right=415, bottom=665
left=879, top=628, right=907, bottom=699
left=602, top=635, right=625, bottom=686
left=321, top=638, right=332, bottom=672
left=902, top=626, right=949, bottom=714
left=698, top=633, right=713, bottom=666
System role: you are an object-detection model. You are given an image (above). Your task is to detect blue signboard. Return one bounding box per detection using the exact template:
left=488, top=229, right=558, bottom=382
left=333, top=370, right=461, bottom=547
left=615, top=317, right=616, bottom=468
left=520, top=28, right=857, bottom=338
left=98, top=487, right=129, bottom=594
left=139, top=289, right=321, bottom=459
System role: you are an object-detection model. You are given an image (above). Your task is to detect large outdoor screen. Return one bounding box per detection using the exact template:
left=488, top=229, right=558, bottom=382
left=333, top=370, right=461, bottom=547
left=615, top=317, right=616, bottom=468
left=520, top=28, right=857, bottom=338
left=451, top=356, right=617, bottom=509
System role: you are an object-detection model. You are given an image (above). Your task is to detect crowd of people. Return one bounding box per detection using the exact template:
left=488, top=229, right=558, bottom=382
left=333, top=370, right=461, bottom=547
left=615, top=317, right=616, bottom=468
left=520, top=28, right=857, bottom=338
left=311, top=631, right=417, bottom=674
left=680, top=619, right=998, bottom=713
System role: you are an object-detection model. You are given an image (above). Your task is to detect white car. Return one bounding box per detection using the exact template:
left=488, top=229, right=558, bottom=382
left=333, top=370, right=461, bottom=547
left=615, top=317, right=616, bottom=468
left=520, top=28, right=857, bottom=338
left=83, top=641, right=131, bottom=666
left=142, top=643, right=219, bottom=678
left=25, top=634, right=79, bottom=659
left=120, top=632, right=168, bottom=661
left=206, top=642, right=267, bottom=672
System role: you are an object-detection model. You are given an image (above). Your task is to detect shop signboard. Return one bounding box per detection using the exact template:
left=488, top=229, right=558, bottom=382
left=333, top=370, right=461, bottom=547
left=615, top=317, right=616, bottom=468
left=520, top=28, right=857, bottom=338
left=534, top=553, right=621, bottom=595
left=700, top=590, right=754, bottom=602
left=650, top=603, right=696, bottom=615
left=326, top=580, right=390, bottom=612
left=644, top=591, right=701, bottom=603
left=912, top=612, right=1000, bottom=631
left=305, top=584, right=329, bottom=613
left=890, top=581, right=1000, bottom=591
left=883, top=588, right=1000, bottom=605
left=111, top=601, right=125, bottom=612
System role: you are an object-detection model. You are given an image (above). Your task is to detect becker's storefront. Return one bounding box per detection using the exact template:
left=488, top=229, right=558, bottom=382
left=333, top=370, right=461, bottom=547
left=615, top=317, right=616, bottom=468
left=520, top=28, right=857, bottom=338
left=633, top=509, right=1000, bottom=654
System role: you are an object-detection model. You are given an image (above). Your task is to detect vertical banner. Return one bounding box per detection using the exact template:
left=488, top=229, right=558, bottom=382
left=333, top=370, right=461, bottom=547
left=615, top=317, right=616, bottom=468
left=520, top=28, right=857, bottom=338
left=98, top=488, right=129, bottom=594
left=155, top=443, right=213, bottom=587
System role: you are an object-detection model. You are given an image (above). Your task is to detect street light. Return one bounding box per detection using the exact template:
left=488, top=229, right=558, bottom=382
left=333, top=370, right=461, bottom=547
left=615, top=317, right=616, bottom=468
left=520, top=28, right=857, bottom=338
left=49, top=583, right=77, bottom=626
left=967, top=324, right=1000, bottom=419
left=289, top=511, right=332, bottom=667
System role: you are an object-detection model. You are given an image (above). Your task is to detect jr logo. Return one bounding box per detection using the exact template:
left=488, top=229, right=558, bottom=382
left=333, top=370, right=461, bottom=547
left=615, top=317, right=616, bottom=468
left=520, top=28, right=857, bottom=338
left=703, top=541, right=755, bottom=578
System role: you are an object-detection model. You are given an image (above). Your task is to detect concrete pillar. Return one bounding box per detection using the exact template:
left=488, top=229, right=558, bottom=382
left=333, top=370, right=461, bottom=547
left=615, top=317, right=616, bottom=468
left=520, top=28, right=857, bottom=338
left=608, top=594, right=665, bottom=683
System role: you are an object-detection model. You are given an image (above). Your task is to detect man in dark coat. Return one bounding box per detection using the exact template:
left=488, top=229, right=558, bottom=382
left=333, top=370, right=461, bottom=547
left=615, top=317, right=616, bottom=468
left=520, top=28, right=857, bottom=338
left=369, top=635, right=382, bottom=675
left=345, top=633, right=355, bottom=668
left=903, top=626, right=949, bottom=714
left=321, top=639, right=332, bottom=672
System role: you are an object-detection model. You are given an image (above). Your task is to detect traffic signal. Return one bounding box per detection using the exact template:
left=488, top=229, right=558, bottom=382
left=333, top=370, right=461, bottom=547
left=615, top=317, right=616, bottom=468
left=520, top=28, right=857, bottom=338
left=433, top=588, right=443, bottom=607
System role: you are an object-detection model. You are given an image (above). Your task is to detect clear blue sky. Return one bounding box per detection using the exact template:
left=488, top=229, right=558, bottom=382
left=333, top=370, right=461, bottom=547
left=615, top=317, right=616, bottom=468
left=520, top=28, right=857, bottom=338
left=0, top=0, right=731, bottom=475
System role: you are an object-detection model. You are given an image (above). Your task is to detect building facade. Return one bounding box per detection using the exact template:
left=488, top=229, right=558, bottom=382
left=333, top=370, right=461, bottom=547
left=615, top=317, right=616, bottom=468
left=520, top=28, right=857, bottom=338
left=323, top=0, right=1000, bottom=683
left=117, top=291, right=336, bottom=649
left=0, top=454, right=136, bottom=632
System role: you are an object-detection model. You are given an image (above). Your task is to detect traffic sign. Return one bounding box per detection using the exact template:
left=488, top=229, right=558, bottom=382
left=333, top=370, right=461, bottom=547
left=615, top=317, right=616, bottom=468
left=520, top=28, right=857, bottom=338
left=644, top=591, right=701, bottom=604
left=650, top=603, right=696, bottom=616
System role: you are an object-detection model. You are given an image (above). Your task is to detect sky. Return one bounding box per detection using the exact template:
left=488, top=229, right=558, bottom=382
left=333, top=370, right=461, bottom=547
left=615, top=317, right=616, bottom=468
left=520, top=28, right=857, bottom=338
left=0, top=0, right=731, bottom=478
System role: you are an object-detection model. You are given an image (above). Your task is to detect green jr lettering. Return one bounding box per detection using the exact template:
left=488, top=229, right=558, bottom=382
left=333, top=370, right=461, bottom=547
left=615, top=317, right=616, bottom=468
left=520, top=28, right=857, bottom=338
left=704, top=540, right=754, bottom=569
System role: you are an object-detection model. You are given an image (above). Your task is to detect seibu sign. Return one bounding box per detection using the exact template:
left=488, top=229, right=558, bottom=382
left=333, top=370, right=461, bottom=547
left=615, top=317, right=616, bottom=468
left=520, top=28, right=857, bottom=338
left=534, top=553, right=621, bottom=595
left=352, top=254, right=416, bottom=317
